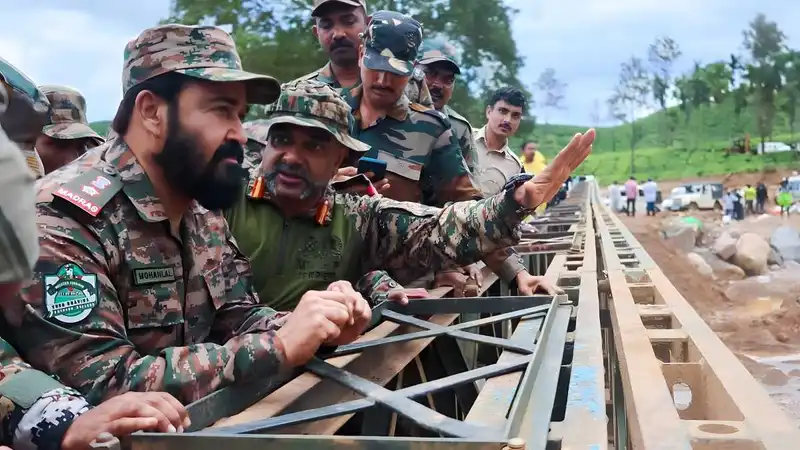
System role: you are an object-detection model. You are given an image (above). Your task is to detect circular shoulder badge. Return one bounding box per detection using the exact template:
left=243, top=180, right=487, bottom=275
left=43, top=263, right=99, bottom=324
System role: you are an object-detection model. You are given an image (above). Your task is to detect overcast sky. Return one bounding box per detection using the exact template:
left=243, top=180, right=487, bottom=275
left=1, top=0, right=798, bottom=126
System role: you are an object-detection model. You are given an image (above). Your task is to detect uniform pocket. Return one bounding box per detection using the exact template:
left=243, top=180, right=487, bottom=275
left=125, top=270, right=184, bottom=330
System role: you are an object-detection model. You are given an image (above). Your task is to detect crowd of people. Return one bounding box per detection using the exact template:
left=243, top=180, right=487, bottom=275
left=0, top=1, right=595, bottom=449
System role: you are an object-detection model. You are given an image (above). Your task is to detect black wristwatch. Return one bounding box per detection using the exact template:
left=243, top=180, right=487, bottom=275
left=503, top=173, right=537, bottom=215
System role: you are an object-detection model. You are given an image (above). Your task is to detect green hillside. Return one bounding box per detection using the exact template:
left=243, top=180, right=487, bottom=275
left=90, top=98, right=800, bottom=184
left=513, top=99, right=800, bottom=184
left=90, top=120, right=110, bottom=137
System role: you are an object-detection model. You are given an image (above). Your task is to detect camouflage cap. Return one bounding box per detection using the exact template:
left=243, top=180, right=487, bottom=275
left=312, top=0, right=367, bottom=17
left=39, top=85, right=104, bottom=145
left=417, top=37, right=461, bottom=74
left=361, top=11, right=423, bottom=77
left=248, top=80, right=368, bottom=153
left=123, top=24, right=280, bottom=105
left=0, top=56, right=50, bottom=144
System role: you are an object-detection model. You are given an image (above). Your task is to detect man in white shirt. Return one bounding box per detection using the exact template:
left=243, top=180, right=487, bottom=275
left=642, top=178, right=658, bottom=217
left=608, top=181, right=621, bottom=212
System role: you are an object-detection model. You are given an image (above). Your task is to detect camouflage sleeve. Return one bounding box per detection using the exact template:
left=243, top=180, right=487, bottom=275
left=354, top=270, right=401, bottom=306
left=482, top=248, right=528, bottom=283
left=0, top=127, right=38, bottom=284
left=347, top=190, right=524, bottom=283
left=423, top=126, right=483, bottom=206
left=1, top=339, right=90, bottom=450
left=456, top=126, right=479, bottom=175
left=9, top=205, right=290, bottom=405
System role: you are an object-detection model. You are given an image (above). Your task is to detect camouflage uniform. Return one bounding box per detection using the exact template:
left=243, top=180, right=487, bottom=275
left=352, top=14, right=527, bottom=283
left=3, top=24, right=295, bottom=406
left=0, top=57, right=48, bottom=178
left=1, top=339, right=90, bottom=450
left=416, top=38, right=478, bottom=174
left=39, top=85, right=105, bottom=147
left=1, top=73, right=91, bottom=450
left=227, top=80, right=529, bottom=309
left=349, top=11, right=481, bottom=206
left=294, top=0, right=433, bottom=108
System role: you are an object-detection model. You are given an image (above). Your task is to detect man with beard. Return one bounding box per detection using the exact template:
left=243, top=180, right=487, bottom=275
left=1, top=64, right=189, bottom=450
left=227, top=80, right=594, bottom=311
left=294, top=0, right=432, bottom=109
left=35, top=85, right=105, bottom=174
left=416, top=37, right=477, bottom=173
left=473, top=87, right=527, bottom=196
left=4, top=24, right=373, bottom=406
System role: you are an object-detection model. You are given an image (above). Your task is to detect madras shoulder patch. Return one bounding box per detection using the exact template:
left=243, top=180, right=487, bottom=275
left=53, top=167, right=123, bottom=217
left=43, top=263, right=98, bottom=324
left=132, top=267, right=176, bottom=286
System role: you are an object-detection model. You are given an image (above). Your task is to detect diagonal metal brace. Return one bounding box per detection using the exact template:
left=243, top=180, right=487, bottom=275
left=381, top=310, right=535, bottom=354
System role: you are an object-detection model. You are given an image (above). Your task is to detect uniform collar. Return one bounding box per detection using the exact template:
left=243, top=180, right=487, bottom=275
left=316, top=62, right=339, bottom=86
left=246, top=149, right=335, bottom=226
left=103, top=138, right=207, bottom=223
left=475, top=125, right=510, bottom=154
left=350, top=85, right=409, bottom=127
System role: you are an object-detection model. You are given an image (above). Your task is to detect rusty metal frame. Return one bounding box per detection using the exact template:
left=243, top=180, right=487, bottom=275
left=120, top=182, right=621, bottom=450
left=130, top=293, right=572, bottom=450
left=592, top=182, right=800, bottom=449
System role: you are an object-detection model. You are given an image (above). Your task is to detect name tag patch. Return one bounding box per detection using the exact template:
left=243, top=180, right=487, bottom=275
left=133, top=267, right=176, bottom=286
left=377, top=150, right=423, bottom=181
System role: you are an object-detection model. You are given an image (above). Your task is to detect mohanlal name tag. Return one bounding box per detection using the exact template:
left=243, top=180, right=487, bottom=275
left=133, top=267, right=176, bottom=286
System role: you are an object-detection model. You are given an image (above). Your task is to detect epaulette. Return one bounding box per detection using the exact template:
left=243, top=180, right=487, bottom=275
left=51, top=167, right=123, bottom=217
left=409, top=102, right=433, bottom=113
left=446, top=107, right=472, bottom=127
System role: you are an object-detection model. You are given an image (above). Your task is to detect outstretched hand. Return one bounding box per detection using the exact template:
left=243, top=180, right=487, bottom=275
left=514, top=129, right=595, bottom=209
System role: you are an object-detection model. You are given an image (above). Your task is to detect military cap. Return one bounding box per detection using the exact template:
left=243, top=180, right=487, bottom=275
left=122, top=24, right=280, bottom=105
left=39, top=85, right=104, bottom=145
left=417, top=37, right=461, bottom=74
left=361, top=11, right=423, bottom=77
left=248, top=80, right=368, bottom=153
left=0, top=56, right=50, bottom=144
left=312, top=0, right=367, bottom=17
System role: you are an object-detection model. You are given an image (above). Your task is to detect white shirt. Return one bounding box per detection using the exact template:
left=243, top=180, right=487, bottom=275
left=642, top=181, right=658, bottom=202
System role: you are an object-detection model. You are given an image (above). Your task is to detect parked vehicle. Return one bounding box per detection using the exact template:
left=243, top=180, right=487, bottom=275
left=661, top=182, right=723, bottom=211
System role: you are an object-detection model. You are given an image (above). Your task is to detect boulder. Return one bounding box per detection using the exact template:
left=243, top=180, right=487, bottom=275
left=731, top=233, right=771, bottom=275
left=713, top=231, right=738, bottom=261
left=770, top=225, right=800, bottom=264
left=661, top=217, right=701, bottom=252
left=686, top=252, right=714, bottom=277
left=693, top=248, right=746, bottom=280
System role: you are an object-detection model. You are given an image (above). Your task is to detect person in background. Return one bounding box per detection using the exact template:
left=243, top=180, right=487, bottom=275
left=520, top=140, right=546, bottom=175
left=36, top=85, right=105, bottom=174
left=777, top=184, right=793, bottom=217
left=472, top=87, right=526, bottom=196
left=642, top=178, right=658, bottom=217
left=722, top=189, right=734, bottom=217
left=608, top=181, right=621, bottom=212
left=756, top=182, right=768, bottom=214
left=624, top=176, right=638, bottom=216
left=743, top=184, right=756, bottom=215
left=520, top=141, right=547, bottom=215
left=0, top=56, right=47, bottom=179
left=732, top=189, right=744, bottom=220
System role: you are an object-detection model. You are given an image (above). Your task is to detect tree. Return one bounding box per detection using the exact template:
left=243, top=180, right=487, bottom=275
left=648, top=36, right=682, bottom=146
left=535, top=68, right=567, bottom=125
left=164, top=0, right=529, bottom=126
left=612, top=56, right=651, bottom=175
left=777, top=51, right=800, bottom=143
left=742, top=13, right=786, bottom=151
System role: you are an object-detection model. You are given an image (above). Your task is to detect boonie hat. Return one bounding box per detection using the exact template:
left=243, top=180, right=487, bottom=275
left=122, top=24, right=280, bottom=105
left=247, top=80, right=368, bottom=153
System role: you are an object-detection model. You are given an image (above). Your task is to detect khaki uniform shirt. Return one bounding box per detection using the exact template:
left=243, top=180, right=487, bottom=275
left=473, top=126, right=523, bottom=196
